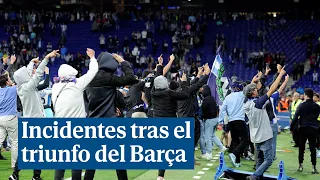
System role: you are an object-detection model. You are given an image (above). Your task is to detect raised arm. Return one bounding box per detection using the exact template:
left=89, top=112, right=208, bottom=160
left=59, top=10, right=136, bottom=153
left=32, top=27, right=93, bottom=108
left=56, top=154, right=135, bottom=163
left=188, top=65, right=210, bottom=95
left=278, top=74, right=289, bottom=93
left=76, top=48, right=99, bottom=90
left=24, top=51, right=58, bottom=90
left=110, top=54, right=139, bottom=86
left=37, top=67, right=50, bottom=91
left=27, top=58, right=38, bottom=76
left=163, top=54, right=175, bottom=76
left=4, top=55, right=17, bottom=74
left=267, top=66, right=286, bottom=97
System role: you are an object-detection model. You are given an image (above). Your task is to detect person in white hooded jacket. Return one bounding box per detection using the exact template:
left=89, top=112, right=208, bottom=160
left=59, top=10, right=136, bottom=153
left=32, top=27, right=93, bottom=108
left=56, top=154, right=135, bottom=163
left=52, top=48, right=98, bottom=180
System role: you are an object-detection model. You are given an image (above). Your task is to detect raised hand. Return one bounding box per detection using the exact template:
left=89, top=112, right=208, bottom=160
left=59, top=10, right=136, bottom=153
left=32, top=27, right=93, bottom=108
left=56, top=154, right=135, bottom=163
left=204, top=63, right=211, bottom=75
left=265, top=66, right=271, bottom=74
left=180, top=73, right=187, bottom=82
left=280, top=65, right=286, bottom=75
left=10, top=55, right=17, bottom=64
left=31, top=57, right=40, bottom=64
left=157, top=54, right=163, bottom=65
left=112, top=53, right=125, bottom=63
left=45, top=50, right=60, bottom=59
left=284, top=74, right=289, bottom=81
left=169, top=54, right=175, bottom=61
left=86, top=48, right=95, bottom=59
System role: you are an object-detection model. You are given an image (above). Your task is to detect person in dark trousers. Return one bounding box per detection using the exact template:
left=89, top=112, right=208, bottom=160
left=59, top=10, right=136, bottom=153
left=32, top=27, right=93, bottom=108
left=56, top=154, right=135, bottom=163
left=176, top=65, right=210, bottom=149
left=291, top=88, right=320, bottom=174
left=151, top=63, right=189, bottom=180
left=219, top=81, right=248, bottom=167
left=83, top=52, right=138, bottom=180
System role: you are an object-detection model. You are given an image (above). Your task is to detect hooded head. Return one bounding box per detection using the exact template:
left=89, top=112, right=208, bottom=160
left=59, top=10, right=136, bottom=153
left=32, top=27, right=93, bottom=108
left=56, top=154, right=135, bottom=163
left=58, top=64, right=78, bottom=83
left=201, top=85, right=212, bottom=97
left=13, top=66, right=31, bottom=86
left=154, top=75, right=169, bottom=90
left=97, top=52, right=118, bottom=72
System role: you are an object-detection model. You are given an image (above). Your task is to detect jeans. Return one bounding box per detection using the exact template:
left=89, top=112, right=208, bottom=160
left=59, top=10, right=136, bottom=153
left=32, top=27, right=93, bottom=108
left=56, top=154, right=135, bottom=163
left=271, top=123, right=278, bottom=158
left=200, top=118, right=223, bottom=154
left=254, top=138, right=274, bottom=178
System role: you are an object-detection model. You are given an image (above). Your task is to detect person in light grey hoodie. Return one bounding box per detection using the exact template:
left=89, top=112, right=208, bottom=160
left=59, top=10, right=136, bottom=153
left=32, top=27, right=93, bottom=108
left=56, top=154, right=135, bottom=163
left=13, top=50, right=59, bottom=118
left=10, top=50, right=59, bottom=180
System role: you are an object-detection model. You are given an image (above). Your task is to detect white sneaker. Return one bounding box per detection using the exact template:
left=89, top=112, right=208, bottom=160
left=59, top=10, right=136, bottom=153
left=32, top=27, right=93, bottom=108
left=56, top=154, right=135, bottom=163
left=229, top=153, right=237, bottom=167
left=201, top=154, right=207, bottom=159
left=317, top=150, right=320, bottom=158
left=157, top=177, right=165, bottom=180
left=205, top=153, right=213, bottom=160
left=220, top=146, right=228, bottom=152
left=195, top=147, right=198, bottom=151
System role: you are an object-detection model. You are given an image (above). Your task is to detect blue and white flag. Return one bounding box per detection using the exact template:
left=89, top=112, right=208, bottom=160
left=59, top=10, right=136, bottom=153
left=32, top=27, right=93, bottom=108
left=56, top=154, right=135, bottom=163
left=207, top=53, right=231, bottom=105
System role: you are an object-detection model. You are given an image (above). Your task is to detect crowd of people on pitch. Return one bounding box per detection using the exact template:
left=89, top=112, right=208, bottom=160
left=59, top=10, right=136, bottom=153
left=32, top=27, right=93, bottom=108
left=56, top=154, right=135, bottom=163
left=0, top=47, right=319, bottom=180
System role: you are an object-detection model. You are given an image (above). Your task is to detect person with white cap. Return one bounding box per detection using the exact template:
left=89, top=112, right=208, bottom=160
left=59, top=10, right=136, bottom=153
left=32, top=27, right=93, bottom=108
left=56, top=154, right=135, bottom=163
left=52, top=48, right=98, bottom=180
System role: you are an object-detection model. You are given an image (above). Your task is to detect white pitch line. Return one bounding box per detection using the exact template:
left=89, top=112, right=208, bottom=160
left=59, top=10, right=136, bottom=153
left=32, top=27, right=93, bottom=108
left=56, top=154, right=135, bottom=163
left=215, top=154, right=220, bottom=157
left=202, top=168, right=210, bottom=171
left=193, top=176, right=201, bottom=179
left=65, top=172, right=85, bottom=180
left=197, top=171, right=205, bottom=175
left=207, top=163, right=213, bottom=166
left=213, top=157, right=219, bottom=160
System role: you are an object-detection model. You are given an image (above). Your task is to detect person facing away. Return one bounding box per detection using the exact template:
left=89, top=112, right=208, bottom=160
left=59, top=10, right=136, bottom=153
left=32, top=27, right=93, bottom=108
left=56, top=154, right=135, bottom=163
left=243, top=66, right=286, bottom=180
left=200, top=85, right=227, bottom=160
left=151, top=74, right=189, bottom=180
left=290, top=88, right=320, bottom=174
left=11, top=50, right=59, bottom=180
left=83, top=52, right=138, bottom=180
left=219, top=82, right=247, bottom=168
left=52, top=48, right=98, bottom=180
left=13, top=56, right=51, bottom=117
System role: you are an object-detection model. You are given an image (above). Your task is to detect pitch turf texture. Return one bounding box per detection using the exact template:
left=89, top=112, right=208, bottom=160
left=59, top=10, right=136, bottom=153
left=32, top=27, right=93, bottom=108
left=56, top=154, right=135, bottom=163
left=0, top=131, right=317, bottom=180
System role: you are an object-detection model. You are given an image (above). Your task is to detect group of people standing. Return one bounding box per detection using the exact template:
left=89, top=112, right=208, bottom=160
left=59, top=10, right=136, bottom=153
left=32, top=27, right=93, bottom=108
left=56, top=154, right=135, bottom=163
left=0, top=47, right=319, bottom=180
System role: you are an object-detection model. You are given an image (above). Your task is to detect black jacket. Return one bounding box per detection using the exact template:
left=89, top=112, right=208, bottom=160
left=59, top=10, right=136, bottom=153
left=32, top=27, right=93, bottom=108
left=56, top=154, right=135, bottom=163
left=201, top=85, right=219, bottom=120
left=126, top=81, right=146, bottom=117
left=177, top=75, right=209, bottom=118
left=151, top=86, right=189, bottom=117
left=144, top=65, right=164, bottom=117
left=290, top=99, right=320, bottom=130
left=84, top=61, right=138, bottom=118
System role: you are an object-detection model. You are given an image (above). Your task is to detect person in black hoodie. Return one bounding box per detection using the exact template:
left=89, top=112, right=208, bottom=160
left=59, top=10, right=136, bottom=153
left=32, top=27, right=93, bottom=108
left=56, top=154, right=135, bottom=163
left=175, top=64, right=210, bottom=155
left=83, top=52, right=138, bottom=180
left=200, top=85, right=227, bottom=160
left=151, top=66, right=189, bottom=180
left=143, top=54, right=175, bottom=117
